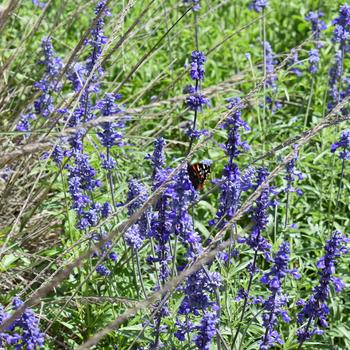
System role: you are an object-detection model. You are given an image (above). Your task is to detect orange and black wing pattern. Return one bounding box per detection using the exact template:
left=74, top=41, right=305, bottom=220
left=187, top=162, right=211, bottom=190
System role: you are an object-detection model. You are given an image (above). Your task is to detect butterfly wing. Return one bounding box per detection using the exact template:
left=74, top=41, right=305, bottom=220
left=187, top=163, right=211, bottom=190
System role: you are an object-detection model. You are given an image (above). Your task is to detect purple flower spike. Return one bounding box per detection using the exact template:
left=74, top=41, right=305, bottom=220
left=183, top=0, right=201, bottom=11
left=186, top=128, right=209, bottom=139
left=172, top=168, right=200, bottom=257
left=194, top=311, right=218, bottom=350
left=40, top=37, right=64, bottom=78
left=238, top=167, right=273, bottom=262
left=297, top=231, right=349, bottom=344
left=16, top=37, right=63, bottom=133
left=16, top=113, right=36, bottom=133
left=305, top=11, right=327, bottom=50
left=290, top=49, right=303, bottom=76
left=0, top=298, right=45, bottom=349
left=190, top=51, right=206, bottom=81
left=186, top=93, right=210, bottom=111
left=223, top=97, right=250, bottom=163
left=328, top=50, right=344, bottom=110
left=284, top=151, right=305, bottom=194
left=184, top=50, right=209, bottom=139
left=259, top=242, right=300, bottom=349
left=264, top=41, right=277, bottom=90
left=125, top=179, right=151, bottom=249
left=331, top=130, right=350, bottom=160
left=210, top=97, right=251, bottom=229
left=32, top=0, right=46, bottom=8
left=176, top=269, right=221, bottom=348
left=249, top=0, right=268, bottom=12
left=328, top=5, right=350, bottom=110
left=125, top=224, right=144, bottom=251
left=211, top=163, right=241, bottom=229
left=96, top=264, right=111, bottom=276
left=332, top=4, right=350, bottom=44
left=145, top=137, right=166, bottom=188
left=309, top=49, right=320, bottom=74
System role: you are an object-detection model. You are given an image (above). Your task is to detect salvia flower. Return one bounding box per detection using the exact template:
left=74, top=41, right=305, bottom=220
left=32, top=38, right=63, bottom=118
left=264, top=41, right=277, bottom=90
left=210, top=163, right=241, bottom=229
left=96, top=264, right=111, bottom=276
left=0, top=298, right=45, bottom=349
left=91, top=232, right=117, bottom=276
left=183, top=85, right=196, bottom=94
left=67, top=63, right=86, bottom=93
left=127, top=180, right=149, bottom=218
left=222, top=97, right=250, bottom=163
left=332, top=3, right=350, bottom=44
left=328, top=50, right=344, bottom=108
left=124, top=179, right=151, bottom=250
left=67, top=0, right=110, bottom=127
left=308, top=49, right=320, bottom=74
left=125, top=224, right=144, bottom=251
left=296, top=231, right=349, bottom=343
left=184, top=50, right=209, bottom=138
left=148, top=189, right=174, bottom=281
left=95, top=92, right=123, bottom=116
left=145, top=137, right=166, bottom=188
left=109, top=251, right=118, bottom=262
left=284, top=151, right=305, bottom=195
left=209, top=97, right=251, bottom=240
left=328, top=5, right=350, bottom=109
left=238, top=167, right=273, bottom=262
left=62, top=2, right=112, bottom=234
left=252, top=168, right=272, bottom=232
left=241, top=165, right=256, bottom=192
left=16, top=38, right=63, bottom=132
left=176, top=270, right=221, bottom=349
left=171, top=169, right=221, bottom=348
left=101, top=202, right=111, bottom=218
left=186, top=127, right=209, bottom=139
left=171, top=166, right=221, bottom=348
left=67, top=128, right=86, bottom=153
left=97, top=121, right=124, bottom=148
left=32, top=0, right=46, bottom=8
left=146, top=141, right=174, bottom=347
left=39, top=37, right=64, bottom=79
left=67, top=153, right=105, bottom=229
left=186, top=92, right=209, bottom=111
left=331, top=130, right=350, bottom=160
left=175, top=318, right=195, bottom=341
left=16, top=113, right=36, bottom=133
left=147, top=140, right=173, bottom=281
left=290, top=49, right=302, bottom=77
left=68, top=153, right=101, bottom=193
left=190, top=51, right=206, bottom=81
left=100, top=153, right=116, bottom=170
left=0, top=166, right=13, bottom=182
left=210, top=165, right=256, bottom=230
left=63, top=0, right=113, bottom=230
left=172, top=168, right=201, bottom=257
left=193, top=311, right=218, bottom=350
left=85, top=1, right=111, bottom=77
left=178, top=270, right=221, bottom=316
left=305, top=11, right=327, bottom=49
left=183, top=0, right=200, bottom=11
left=52, top=145, right=65, bottom=165
left=249, top=0, right=268, bottom=12
left=259, top=242, right=300, bottom=349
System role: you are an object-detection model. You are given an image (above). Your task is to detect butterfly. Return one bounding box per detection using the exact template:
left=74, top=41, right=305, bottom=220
left=187, top=162, right=211, bottom=190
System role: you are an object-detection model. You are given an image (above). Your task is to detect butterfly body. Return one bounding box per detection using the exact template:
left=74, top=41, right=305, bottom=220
left=187, top=162, right=211, bottom=190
